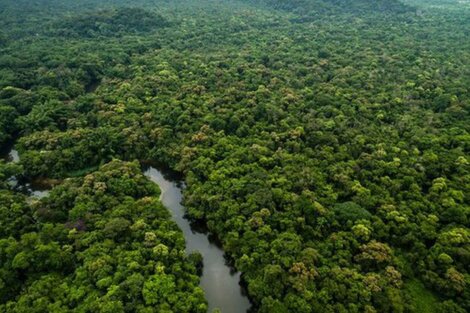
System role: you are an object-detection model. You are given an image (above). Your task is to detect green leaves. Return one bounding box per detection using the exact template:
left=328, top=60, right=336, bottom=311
left=143, top=273, right=176, bottom=305
left=0, top=0, right=469, bottom=311
left=52, top=8, right=170, bottom=39
left=0, top=161, right=206, bottom=312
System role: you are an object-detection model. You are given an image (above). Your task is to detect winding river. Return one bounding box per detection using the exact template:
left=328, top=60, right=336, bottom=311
left=2, top=144, right=250, bottom=312
left=144, top=166, right=251, bottom=313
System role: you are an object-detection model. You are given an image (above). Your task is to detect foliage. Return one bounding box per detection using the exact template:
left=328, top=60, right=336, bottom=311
left=0, top=161, right=206, bottom=312
left=0, top=0, right=469, bottom=312
left=53, top=7, right=170, bottom=38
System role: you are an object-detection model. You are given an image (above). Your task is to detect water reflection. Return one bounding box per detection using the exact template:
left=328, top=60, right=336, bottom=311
left=7, top=149, right=19, bottom=163
left=144, top=166, right=251, bottom=313
left=2, top=147, right=50, bottom=198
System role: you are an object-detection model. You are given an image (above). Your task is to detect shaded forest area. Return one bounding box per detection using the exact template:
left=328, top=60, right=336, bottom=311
left=0, top=0, right=469, bottom=312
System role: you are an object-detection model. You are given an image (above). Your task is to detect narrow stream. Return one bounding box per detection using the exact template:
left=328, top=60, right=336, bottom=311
left=144, top=166, right=251, bottom=313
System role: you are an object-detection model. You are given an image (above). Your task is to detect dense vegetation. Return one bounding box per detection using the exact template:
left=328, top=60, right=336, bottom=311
left=54, top=8, right=170, bottom=38
left=247, top=0, right=412, bottom=15
left=0, top=0, right=469, bottom=312
left=0, top=160, right=206, bottom=312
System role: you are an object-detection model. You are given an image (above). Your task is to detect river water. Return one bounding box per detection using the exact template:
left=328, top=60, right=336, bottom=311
left=144, top=166, right=251, bottom=313
left=2, top=147, right=50, bottom=198
left=1, top=144, right=250, bottom=312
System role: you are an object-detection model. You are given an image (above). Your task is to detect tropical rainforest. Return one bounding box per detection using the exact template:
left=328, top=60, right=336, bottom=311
left=0, top=0, right=469, bottom=312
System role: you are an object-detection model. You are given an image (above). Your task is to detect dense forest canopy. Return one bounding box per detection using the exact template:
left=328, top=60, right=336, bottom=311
left=244, top=0, right=412, bottom=14
left=0, top=0, right=469, bottom=312
left=53, top=8, right=170, bottom=38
